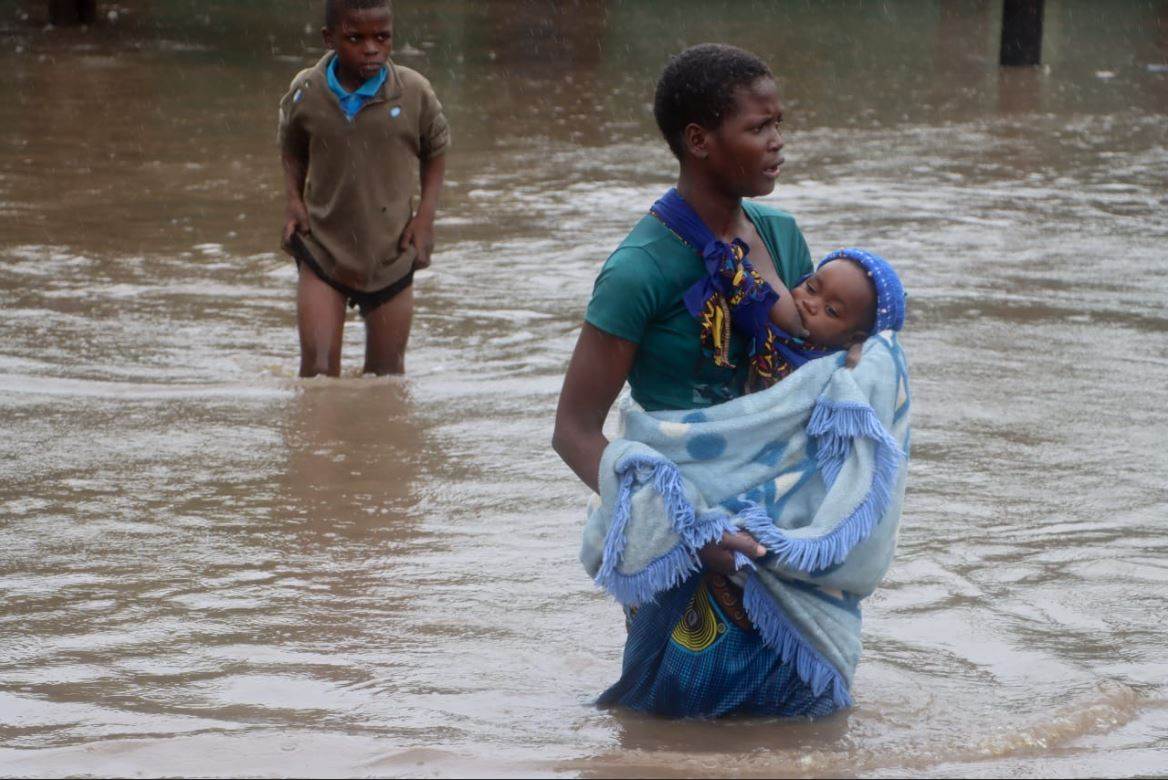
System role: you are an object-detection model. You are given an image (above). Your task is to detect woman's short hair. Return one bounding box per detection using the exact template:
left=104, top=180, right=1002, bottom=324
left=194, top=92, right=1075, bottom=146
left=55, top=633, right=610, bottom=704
left=653, top=44, right=774, bottom=160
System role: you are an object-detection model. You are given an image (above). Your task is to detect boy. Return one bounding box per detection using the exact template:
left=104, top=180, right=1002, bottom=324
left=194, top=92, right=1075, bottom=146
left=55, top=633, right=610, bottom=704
left=278, top=0, right=449, bottom=376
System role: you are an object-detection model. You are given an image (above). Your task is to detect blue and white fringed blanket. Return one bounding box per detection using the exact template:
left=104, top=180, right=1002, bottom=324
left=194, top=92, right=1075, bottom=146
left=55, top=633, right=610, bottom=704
left=581, top=333, right=911, bottom=713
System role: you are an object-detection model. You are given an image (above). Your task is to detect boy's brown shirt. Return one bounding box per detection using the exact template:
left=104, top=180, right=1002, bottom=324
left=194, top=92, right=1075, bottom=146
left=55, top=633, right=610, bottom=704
left=278, top=53, right=450, bottom=292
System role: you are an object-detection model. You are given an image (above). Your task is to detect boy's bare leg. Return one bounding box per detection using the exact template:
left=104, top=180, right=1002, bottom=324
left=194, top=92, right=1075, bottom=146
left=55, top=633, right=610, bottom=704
left=297, top=264, right=347, bottom=377
left=363, top=286, right=413, bottom=375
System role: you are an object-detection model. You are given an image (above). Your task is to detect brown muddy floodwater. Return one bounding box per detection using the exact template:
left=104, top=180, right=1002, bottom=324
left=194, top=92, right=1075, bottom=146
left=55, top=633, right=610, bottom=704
left=1, top=1, right=1167, bottom=777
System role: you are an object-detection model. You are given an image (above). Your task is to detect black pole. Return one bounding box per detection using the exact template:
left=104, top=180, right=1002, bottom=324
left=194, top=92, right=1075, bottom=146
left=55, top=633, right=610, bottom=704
left=49, top=0, right=98, bottom=26
left=1000, top=0, right=1045, bottom=66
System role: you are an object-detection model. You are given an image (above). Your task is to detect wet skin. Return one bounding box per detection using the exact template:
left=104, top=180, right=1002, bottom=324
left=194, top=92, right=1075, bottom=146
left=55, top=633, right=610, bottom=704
left=680, top=77, right=807, bottom=338
left=699, top=77, right=786, bottom=202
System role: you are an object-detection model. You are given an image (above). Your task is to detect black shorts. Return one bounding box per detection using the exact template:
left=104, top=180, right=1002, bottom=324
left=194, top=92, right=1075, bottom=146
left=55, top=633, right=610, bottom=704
left=288, top=233, right=413, bottom=317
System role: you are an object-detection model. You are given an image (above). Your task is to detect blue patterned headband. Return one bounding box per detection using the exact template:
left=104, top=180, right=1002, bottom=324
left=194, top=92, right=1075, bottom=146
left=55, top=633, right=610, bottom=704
left=818, top=248, right=905, bottom=333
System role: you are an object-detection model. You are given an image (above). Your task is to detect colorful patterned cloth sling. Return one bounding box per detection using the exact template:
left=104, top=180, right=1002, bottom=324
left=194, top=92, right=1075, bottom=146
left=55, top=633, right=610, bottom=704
left=648, top=188, right=836, bottom=391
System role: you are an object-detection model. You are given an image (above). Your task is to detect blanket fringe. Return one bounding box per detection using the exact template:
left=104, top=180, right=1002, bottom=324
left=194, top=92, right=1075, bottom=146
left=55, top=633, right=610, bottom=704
left=807, top=399, right=900, bottom=487
left=595, top=455, right=732, bottom=606
left=743, top=574, right=853, bottom=708
left=599, top=544, right=702, bottom=607
left=740, top=398, right=902, bottom=574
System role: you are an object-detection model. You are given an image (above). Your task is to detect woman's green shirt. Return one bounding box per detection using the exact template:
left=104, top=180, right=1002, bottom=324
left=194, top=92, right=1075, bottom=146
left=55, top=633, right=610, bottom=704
left=585, top=201, right=813, bottom=412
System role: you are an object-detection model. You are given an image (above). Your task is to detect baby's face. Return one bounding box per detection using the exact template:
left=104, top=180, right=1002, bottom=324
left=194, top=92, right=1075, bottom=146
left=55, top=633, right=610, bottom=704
left=790, top=259, right=876, bottom=348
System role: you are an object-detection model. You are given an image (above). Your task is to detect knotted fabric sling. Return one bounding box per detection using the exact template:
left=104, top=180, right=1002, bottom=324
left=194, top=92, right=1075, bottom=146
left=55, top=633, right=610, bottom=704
left=649, top=187, right=835, bottom=390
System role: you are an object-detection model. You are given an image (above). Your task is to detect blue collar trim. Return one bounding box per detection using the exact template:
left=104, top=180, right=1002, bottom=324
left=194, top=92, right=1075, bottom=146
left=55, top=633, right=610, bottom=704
left=326, top=56, right=387, bottom=120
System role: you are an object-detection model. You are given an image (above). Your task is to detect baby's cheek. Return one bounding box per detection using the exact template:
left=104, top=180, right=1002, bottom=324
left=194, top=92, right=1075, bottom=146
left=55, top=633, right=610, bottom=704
left=818, top=322, right=849, bottom=347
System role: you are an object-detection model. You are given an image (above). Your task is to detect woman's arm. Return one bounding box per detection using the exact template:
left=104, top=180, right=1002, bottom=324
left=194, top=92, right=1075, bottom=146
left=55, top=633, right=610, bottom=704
left=767, top=276, right=807, bottom=336
left=553, top=323, right=766, bottom=571
left=552, top=322, right=638, bottom=494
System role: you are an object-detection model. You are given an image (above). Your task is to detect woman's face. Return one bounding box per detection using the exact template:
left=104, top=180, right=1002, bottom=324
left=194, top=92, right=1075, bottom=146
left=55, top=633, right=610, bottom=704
left=705, top=77, right=786, bottom=198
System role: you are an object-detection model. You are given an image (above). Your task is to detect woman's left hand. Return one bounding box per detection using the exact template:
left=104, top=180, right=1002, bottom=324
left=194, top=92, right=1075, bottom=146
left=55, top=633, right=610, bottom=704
left=699, top=531, right=766, bottom=575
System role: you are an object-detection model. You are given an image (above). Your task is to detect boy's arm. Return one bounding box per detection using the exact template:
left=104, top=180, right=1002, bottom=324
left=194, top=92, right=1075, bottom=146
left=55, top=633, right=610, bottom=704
left=400, top=152, right=446, bottom=269
left=276, top=75, right=311, bottom=250
left=281, top=151, right=309, bottom=249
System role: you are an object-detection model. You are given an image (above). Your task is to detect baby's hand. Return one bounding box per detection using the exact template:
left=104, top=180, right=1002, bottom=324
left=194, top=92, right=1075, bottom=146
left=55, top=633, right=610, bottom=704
left=845, top=341, right=864, bottom=369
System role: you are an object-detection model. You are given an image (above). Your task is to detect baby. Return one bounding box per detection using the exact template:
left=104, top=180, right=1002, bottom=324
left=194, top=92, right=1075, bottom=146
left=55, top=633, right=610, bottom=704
left=772, top=248, right=905, bottom=367
left=726, top=247, right=905, bottom=391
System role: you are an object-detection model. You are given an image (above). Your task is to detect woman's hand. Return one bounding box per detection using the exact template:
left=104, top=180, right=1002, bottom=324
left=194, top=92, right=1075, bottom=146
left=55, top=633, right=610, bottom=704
left=699, top=531, right=767, bottom=575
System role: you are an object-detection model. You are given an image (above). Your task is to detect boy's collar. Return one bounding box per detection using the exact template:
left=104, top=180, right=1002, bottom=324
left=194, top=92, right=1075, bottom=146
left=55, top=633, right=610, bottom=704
left=316, top=51, right=403, bottom=103
left=326, top=56, right=386, bottom=98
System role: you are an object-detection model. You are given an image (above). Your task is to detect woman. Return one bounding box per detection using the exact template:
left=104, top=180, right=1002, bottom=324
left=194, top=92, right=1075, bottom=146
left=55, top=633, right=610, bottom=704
left=553, top=44, right=840, bottom=718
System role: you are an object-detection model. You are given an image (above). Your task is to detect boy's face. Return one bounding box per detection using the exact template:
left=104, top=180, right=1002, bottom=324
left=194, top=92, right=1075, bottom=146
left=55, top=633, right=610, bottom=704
left=701, top=77, right=785, bottom=198
left=791, top=260, right=876, bottom=348
left=322, top=7, right=394, bottom=83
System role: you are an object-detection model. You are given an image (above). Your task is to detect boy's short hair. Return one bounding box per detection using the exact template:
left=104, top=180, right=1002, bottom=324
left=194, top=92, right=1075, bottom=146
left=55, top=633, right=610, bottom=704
left=653, top=44, right=774, bottom=160
left=325, top=0, right=392, bottom=29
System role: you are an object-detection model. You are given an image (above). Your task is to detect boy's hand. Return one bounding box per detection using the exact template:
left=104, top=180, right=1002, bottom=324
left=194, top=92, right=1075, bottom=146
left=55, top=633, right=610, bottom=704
left=401, top=213, right=435, bottom=270
left=699, top=531, right=767, bottom=575
left=282, top=200, right=310, bottom=249
left=845, top=341, right=864, bottom=369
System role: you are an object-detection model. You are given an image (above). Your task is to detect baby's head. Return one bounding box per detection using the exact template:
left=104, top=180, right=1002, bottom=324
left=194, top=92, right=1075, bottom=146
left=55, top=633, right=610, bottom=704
left=792, top=248, right=905, bottom=349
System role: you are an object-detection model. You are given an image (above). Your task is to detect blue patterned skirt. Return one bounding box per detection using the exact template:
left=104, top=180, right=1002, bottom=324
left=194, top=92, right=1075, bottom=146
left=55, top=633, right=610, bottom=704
left=598, top=574, right=841, bottom=719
